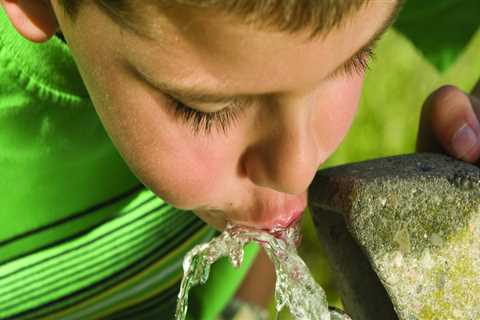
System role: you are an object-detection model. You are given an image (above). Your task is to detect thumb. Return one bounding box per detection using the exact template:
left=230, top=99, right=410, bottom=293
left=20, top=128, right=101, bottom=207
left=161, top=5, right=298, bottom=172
left=416, top=84, right=480, bottom=163
left=472, top=80, right=480, bottom=99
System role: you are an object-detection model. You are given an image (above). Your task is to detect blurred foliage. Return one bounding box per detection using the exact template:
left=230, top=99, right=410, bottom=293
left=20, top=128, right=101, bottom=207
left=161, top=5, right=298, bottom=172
left=271, top=27, right=480, bottom=318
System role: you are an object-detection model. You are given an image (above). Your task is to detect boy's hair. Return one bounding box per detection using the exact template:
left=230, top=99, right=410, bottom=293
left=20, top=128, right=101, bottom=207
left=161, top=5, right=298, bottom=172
left=59, top=0, right=376, bottom=38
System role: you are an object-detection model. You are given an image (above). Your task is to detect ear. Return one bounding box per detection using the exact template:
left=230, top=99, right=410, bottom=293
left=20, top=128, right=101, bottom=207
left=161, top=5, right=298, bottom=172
left=1, top=0, right=59, bottom=43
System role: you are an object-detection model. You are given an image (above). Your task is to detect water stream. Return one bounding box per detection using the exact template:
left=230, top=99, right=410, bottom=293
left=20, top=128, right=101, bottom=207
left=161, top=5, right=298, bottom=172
left=175, top=221, right=351, bottom=320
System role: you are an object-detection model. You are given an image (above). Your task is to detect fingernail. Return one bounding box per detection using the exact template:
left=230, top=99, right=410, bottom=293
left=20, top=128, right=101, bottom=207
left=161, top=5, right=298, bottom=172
left=452, top=124, right=478, bottom=159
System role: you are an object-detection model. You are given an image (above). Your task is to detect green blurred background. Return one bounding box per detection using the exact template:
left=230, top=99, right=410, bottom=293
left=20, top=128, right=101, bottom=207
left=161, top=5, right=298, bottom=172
left=273, top=26, right=480, bottom=318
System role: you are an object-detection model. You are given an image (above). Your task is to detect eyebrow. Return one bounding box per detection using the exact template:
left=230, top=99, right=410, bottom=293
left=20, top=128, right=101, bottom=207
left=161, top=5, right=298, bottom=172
left=141, top=1, right=403, bottom=105
left=328, top=0, right=403, bottom=77
left=142, top=76, right=252, bottom=105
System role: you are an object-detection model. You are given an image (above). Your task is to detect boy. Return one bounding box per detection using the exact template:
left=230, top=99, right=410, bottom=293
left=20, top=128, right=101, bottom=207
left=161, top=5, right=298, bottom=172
left=0, top=0, right=478, bottom=319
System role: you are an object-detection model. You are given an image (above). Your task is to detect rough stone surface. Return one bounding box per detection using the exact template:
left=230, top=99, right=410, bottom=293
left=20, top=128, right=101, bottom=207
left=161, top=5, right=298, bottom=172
left=308, top=153, right=480, bottom=320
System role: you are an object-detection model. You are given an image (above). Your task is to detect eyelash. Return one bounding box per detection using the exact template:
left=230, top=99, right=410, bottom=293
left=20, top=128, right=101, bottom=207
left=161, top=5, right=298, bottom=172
left=165, top=96, right=246, bottom=136
left=166, top=46, right=375, bottom=136
left=332, top=46, right=376, bottom=79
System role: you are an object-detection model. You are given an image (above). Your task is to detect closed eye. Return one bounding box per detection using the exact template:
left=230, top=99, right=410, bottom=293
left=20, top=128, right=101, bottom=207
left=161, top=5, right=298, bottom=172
left=164, top=95, right=250, bottom=136
left=328, top=46, right=376, bottom=79
left=163, top=46, right=376, bottom=136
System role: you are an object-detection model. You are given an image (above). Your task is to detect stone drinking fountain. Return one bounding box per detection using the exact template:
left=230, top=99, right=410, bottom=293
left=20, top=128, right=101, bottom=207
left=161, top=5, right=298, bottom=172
left=308, top=153, right=480, bottom=320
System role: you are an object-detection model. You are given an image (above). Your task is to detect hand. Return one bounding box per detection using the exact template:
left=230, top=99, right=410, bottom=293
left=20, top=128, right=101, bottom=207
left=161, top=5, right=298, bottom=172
left=417, top=81, right=480, bottom=164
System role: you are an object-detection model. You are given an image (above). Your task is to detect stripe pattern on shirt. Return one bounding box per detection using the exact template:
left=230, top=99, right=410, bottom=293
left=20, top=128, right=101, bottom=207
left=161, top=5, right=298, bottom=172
left=0, top=188, right=214, bottom=319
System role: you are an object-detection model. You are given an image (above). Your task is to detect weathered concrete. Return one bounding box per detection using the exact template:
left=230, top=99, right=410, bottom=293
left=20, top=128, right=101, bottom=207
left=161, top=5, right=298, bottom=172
left=308, top=153, right=480, bottom=320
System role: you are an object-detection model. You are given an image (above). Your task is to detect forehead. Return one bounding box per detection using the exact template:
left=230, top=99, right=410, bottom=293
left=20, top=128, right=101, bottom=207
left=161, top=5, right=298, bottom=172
left=100, top=0, right=369, bottom=39
left=71, top=1, right=398, bottom=97
left=133, top=2, right=395, bottom=92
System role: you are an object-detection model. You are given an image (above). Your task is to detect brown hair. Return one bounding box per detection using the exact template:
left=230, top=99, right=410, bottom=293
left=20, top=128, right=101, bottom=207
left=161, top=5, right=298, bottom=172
left=59, top=0, right=379, bottom=38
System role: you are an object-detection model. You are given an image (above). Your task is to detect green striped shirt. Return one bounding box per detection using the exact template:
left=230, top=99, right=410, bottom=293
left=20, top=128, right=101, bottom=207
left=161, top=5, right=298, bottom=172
left=0, top=8, right=258, bottom=320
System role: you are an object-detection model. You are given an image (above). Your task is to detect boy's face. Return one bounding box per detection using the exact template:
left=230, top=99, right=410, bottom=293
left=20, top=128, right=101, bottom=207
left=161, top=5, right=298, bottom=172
left=51, top=0, right=397, bottom=230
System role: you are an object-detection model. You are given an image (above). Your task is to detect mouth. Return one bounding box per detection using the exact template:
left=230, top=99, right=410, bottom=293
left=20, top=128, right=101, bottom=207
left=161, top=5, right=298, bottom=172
left=273, top=209, right=304, bottom=229
left=230, top=191, right=308, bottom=231
left=196, top=191, right=308, bottom=232
left=266, top=212, right=304, bottom=241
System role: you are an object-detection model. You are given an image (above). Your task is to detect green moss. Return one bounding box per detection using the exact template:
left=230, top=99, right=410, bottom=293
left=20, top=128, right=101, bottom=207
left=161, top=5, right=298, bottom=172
left=416, top=224, right=480, bottom=319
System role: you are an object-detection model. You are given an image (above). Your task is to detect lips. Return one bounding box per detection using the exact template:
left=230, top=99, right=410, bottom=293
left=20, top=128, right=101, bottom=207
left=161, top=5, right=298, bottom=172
left=276, top=209, right=304, bottom=228
left=197, top=190, right=308, bottom=231
left=233, top=191, right=308, bottom=231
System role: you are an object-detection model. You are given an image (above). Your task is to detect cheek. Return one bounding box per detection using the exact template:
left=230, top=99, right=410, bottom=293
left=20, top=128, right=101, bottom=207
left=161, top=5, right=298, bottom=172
left=61, top=18, right=239, bottom=210
left=315, top=75, right=364, bottom=156
left=90, top=81, right=240, bottom=209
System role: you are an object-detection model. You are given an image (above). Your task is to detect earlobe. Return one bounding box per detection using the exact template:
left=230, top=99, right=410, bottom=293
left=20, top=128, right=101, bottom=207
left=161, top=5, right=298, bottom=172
left=1, top=0, right=59, bottom=43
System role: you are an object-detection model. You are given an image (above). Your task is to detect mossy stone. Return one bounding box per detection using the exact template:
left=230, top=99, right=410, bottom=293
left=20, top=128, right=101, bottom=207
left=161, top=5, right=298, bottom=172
left=309, top=153, right=480, bottom=320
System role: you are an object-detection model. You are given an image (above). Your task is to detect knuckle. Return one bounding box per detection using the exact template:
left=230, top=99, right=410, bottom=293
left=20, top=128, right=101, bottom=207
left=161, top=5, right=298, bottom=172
left=426, top=85, right=470, bottom=119
left=428, top=85, right=462, bottom=108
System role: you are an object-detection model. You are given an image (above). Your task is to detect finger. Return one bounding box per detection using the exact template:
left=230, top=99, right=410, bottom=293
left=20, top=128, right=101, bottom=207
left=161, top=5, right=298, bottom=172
left=469, top=80, right=480, bottom=148
left=471, top=79, right=480, bottom=97
left=468, top=79, right=480, bottom=146
left=416, top=87, right=445, bottom=154
left=416, top=85, right=480, bottom=163
left=469, top=94, right=480, bottom=126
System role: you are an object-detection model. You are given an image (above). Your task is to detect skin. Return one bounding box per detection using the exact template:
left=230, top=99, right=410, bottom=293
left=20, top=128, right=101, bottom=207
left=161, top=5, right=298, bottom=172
left=418, top=84, right=480, bottom=162
left=44, top=1, right=397, bottom=231
left=2, top=0, right=479, bottom=311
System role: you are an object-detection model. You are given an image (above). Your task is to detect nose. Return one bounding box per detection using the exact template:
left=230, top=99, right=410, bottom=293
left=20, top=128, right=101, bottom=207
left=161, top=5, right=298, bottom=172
left=242, top=95, right=321, bottom=195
